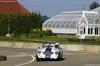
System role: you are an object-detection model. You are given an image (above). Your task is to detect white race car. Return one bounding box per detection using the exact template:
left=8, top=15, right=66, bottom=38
left=36, top=42, right=63, bottom=61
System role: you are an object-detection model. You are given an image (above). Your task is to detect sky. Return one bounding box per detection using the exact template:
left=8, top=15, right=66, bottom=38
left=18, top=0, right=100, bottom=17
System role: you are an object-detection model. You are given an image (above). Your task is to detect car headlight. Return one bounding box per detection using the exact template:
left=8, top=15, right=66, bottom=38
left=55, top=52, right=59, bottom=54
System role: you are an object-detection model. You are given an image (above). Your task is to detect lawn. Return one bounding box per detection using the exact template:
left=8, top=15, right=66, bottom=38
left=0, top=36, right=99, bottom=45
left=0, top=36, right=79, bottom=44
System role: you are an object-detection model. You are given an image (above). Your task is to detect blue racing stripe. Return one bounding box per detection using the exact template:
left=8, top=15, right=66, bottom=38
left=46, top=47, right=51, bottom=51
left=45, top=47, right=51, bottom=60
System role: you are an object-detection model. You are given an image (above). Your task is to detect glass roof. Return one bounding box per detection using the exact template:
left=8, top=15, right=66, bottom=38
left=43, top=12, right=82, bottom=29
left=43, top=11, right=98, bottom=30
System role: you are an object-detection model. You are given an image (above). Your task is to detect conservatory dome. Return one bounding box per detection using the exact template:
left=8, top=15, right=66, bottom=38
left=43, top=10, right=100, bottom=37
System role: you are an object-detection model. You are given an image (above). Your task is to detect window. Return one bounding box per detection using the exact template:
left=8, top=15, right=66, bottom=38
left=88, top=28, right=93, bottom=34
left=88, top=28, right=90, bottom=34
left=80, top=27, right=85, bottom=34
left=91, top=28, right=93, bottom=34
left=84, top=27, right=85, bottom=34
left=95, top=28, right=98, bottom=35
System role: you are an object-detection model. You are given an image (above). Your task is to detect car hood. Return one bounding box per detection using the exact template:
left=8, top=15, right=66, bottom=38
left=37, top=47, right=59, bottom=52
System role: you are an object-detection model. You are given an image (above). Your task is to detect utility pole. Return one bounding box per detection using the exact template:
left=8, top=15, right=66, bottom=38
left=6, top=23, right=12, bottom=37
left=8, top=23, right=10, bottom=34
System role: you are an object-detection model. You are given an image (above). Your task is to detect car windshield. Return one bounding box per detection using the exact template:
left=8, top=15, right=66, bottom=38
left=42, top=43, right=59, bottom=48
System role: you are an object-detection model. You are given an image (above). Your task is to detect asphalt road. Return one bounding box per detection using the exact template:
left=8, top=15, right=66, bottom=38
left=0, top=47, right=100, bottom=66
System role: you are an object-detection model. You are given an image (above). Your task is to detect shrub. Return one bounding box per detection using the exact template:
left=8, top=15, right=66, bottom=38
left=96, top=39, right=100, bottom=44
left=29, top=29, right=56, bottom=38
left=29, top=29, right=45, bottom=38
left=44, top=29, right=56, bottom=36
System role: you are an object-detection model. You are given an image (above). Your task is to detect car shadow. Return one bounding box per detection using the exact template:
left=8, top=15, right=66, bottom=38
left=36, top=58, right=65, bottom=62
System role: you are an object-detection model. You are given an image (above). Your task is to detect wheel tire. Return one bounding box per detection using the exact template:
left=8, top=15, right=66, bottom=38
left=36, top=55, right=40, bottom=61
left=60, top=53, right=63, bottom=60
left=57, top=53, right=61, bottom=61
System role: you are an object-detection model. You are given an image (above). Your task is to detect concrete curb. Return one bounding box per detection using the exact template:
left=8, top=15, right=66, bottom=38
left=0, top=42, right=100, bottom=52
left=61, top=45, right=100, bottom=52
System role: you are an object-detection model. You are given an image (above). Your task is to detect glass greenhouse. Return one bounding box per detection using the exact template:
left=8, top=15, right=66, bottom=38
left=42, top=10, right=100, bottom=38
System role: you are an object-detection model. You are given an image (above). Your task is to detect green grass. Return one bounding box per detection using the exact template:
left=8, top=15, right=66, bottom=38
left=27, top=37, right=80, bottom=44
left=0, top=36, right=99, bottom=45
left=0, top=37, right=80, bottom=44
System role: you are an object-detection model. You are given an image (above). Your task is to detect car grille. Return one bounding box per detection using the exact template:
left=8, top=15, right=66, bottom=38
left=43, top=51, right=53, bottom=56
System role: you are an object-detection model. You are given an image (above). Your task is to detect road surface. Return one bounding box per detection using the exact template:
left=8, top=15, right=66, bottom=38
left=0, top=47, right=100, bottom=66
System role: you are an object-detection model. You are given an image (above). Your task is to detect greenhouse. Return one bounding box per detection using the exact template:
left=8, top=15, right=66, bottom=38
left=42, top=10, right=100, bottom=38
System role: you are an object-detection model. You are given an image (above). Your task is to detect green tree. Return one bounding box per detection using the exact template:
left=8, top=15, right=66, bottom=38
left=0, top=12, right=44, bottom=37
left=89, top=1, right=100, bottom=10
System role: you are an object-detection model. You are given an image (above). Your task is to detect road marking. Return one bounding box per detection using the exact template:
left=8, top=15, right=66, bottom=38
left=6, top=52, right=28, bottom=57
left=14, top=55, right=35, bottom=66
left=1, top=51, right=36, bottom=66
left=7, top=54, right=29, bottom=57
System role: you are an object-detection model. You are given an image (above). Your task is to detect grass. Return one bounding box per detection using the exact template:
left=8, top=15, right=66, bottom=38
left=27, top=37, right=80, bottom=44
left=0, top=36, right=99, bottom=45
left=0, top=36, right=80, bottom=44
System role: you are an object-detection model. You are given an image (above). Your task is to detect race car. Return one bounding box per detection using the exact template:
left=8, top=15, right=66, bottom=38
left=36, top=42, right=63, bottom=61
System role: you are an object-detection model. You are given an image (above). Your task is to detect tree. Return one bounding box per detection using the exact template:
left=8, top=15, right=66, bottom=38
left=0, top=12, right=44, bottom=37
left=89, top=1, right=100, bottom=10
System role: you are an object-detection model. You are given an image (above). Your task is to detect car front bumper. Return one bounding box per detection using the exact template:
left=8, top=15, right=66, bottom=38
left=37, top=54, right=59, bottom=60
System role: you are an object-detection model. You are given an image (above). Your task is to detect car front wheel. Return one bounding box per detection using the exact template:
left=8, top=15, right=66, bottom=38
left=57, top=53, right=61, bottom=61
left=36, top=55, right=40, bottom=61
